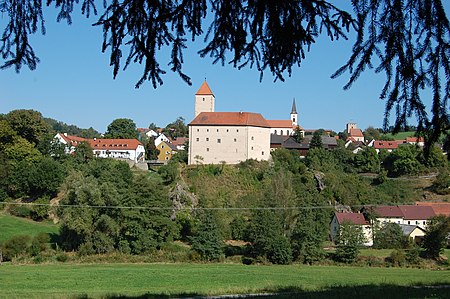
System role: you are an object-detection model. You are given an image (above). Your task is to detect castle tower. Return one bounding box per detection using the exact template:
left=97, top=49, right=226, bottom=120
left=195, top=81, right=215, bottom=117
left=346, top=122, right=357, bottom=134
left=290, top=98, right=298, bottom=126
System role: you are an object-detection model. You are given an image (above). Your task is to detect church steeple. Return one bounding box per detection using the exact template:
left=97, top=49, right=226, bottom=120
left=290, top=98, right=298, bottom=126
left=194, top=80, right=215, bottom=117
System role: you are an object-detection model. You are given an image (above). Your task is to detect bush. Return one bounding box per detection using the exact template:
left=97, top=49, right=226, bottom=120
left=386, top=249, right=406, bottom=267
left=8, top=204, right=32, bottom=218
left=55, top=253, right=69, bottom=262
left=406, top=246, right=422, bottom=265
left=2, top=235, right=31, bottom=260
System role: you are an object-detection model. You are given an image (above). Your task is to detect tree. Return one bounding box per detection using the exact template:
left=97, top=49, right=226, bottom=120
left=373, top=223, right=408, bottom=249
left=353, top=147, right=380, bottom=173
left=364, top=127, right=381, bottom=141
left=190, top=212, right=224, bottom=261
left=104, top=118, right=137, bottom=139
left=334, top=221, right=365, bottom=263
left=145, top=137, right=160, bottom=160
left=74, top=141, right=93, bottom=163
left=163, top=117, right=188, bottom=139
left=422, top=216, right=450, bottom=259
left=309, top=131, right=323, bottom=149
left=2, top=1, right=449, bottom=148
left=5, top=110, right=50, bottom=146
left=292, top=127, right=304, bottom=143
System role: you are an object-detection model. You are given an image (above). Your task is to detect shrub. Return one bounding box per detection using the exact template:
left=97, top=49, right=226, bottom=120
left=406, top=246, right=422, bottom=265
left=8, top=204, right=32, bottom=218
left=55, top=253, right=69, bottom=262
left=386, top=249, right=406, bottom=267
left=2, top=235, right=31, bottom=260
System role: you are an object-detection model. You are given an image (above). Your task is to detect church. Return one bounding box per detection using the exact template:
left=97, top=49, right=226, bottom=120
left=188, top=81, right=301, bottom=165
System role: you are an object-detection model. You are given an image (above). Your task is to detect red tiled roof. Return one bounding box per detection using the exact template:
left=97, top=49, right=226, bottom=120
left=267, top=120, right=294, bottom=128
left=196, top=81, right=214, bottom=95
left=373, top=140, right=399, bottom=149
left=89, top=138, right=143, bottom=150
left=349, top=128, right=364, bottom=137
left=170, top=137, right=188, bottom=146
left=368, top=205, right=404, bottom=218
left=58, top=133, right=89, bottom=146
left=189, top=112, right=270, bottom=128
left=398, top=205, right=436, bottom=220
left=416, top=202, right=450, bottom=217
left=335, top=212, right=368, bottom=225
left=406, top=137, right=425, bottom=143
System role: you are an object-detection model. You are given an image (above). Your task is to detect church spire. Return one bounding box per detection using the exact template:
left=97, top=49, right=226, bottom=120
left=291, top=98, right=297, bottom=114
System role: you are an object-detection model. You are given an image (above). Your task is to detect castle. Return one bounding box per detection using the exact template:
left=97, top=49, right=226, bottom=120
left=188, top=81, right=301, bottom=164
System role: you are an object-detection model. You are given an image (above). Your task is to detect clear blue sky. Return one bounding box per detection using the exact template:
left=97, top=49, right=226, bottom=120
left=1, top=4, right=448, bottom=134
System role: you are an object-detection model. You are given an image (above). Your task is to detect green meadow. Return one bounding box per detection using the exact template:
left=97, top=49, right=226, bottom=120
left=0, top=212, right=59, bottom=243
left=0, top=263, right=449, bottom=298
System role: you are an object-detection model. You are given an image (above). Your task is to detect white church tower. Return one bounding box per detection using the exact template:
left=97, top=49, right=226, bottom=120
left=290, top=98, right=298, bottom=127
left=195, top=81, right=215, bottom=117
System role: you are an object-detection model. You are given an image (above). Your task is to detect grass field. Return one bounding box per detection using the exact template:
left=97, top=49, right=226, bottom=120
left=381, top=131, right=415, bottom=140
left=0, top=263, right=449, bottom=298
left=0, top=212, right=59, bottom=243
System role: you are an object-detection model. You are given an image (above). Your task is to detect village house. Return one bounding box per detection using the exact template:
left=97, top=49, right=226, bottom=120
left=156, top=140, right=178, bottom=162
left=346, top=122, right=365, bottom=142
left=330, top=212, right=373, bottom=246
left=362, top=205, right=436, bottom=230
left=54, top=133, right=145, bottom=163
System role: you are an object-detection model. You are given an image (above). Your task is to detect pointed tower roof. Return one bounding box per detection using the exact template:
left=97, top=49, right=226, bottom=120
left=196, top=81, right=214, bottom=96
left=291, top=98, right=297, bottom=114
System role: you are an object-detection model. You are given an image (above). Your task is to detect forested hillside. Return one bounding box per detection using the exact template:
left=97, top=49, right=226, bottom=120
left=1, top=109, right=449, bottom=265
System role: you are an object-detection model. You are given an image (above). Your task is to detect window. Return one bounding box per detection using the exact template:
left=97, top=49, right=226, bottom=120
left=197, top=129, right=199, bottom=132
left=251, top=136, right=254, bottom=140
left=408, top=221, right=410, bottom=224
left=234, top=138, right=237, bottom=142
left=227, top=129, right=229, bottom=132
left=206, top=148, right=209, bottom=152
left=196, top=138, right=199, bottom=142
left=206, top=138, right=209, bottom=141
left=217, top=129, right=219, bottom=132
left=207, top=129, right=209, bottom=132
left=251, top=146, right=254, bottom=150
left=236, top=129, right=239, bottom=132
left=203, top=97, right=205, bottom=101
left=262, top=151, right=264, bottom=155
left=165, top=157, right=169, bottom=160
left=217, top=139, right=221, bottom=143
left=161, top=145, right=164, bottom=148
left=280, top=130, right=284, bottom=135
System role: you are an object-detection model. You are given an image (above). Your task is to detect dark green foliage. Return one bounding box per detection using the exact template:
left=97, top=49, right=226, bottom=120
left=291, top=208, right=328, bottom=264
left=334, top=221, right=365, bottom=263
left=309, top=131, right=323, bottom=149
left=190, top=212, right=224, bottom=261
left=422, top=216, right=450, bottom=259
left=385, top=145, right=422, bottom=177
left=74, top=141, right=93, bottom=163
left=230, top=216, right=248, bottom=241
left=58, top=159, right=177, bottom=255
left=5, top=109, right=50, bottom=146
left=353, top=147, right=380, bottom=173
left=248, top=209, right=293, bottom=265
left=163, top=117, right=188, bottom=139
left=405, top=246, right=422, bottom=265
left=373, top=223, right=408, bottom=249
left=385, top=249, right=406, bottom=267
left=104, top=118, right=137, bottom=139
left=145, top=137, right=159, bottom=160
left=158, top=161, right=179, bottom=184
left=44, top=117, right=101, bottom=138
left=1, top=235, right=31, bottom=260
left=364, top=127, right=381, bottom=141
left=433, top=168, right=450, bottom=194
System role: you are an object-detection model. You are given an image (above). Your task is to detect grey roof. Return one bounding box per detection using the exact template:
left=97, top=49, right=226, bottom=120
left=398, top=224, right=425, bottom=236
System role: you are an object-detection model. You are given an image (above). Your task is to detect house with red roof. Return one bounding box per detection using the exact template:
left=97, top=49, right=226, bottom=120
left=416, top=202, right=450, bottom=217
left=346, top=123, right=365, bottom=142
left=330, top=212, right=373, bottom=246
left=55, top=133, right=145, bottom=163
left=362, top=205, right=436, bottom=230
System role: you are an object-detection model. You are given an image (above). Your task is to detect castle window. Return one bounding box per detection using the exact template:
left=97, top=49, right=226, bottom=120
left=207, top=129, right=209, bottom=132
left=234, top=138, right=237, bottom=142
left=217, top=139, right=221, bottom=143
left=251, top=146, right=254, bottom=150
left=206, top=138, right=209, bottom=141
left=251, top=136, right=254, bottom=140
left=227, top=129, right=229, bottom=132
left=203, top=98, right=205, bottom=101
left=197, top=129, right=199, bottom=132
left=196, top=138, right=199, bottom=142
left=217, top=129, right=219, bottom=132
left=262, top=151, right=264, bottom=155
left=206, top=148, right=209, bottom=152
left=236, top=129, right=239, bottom=132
